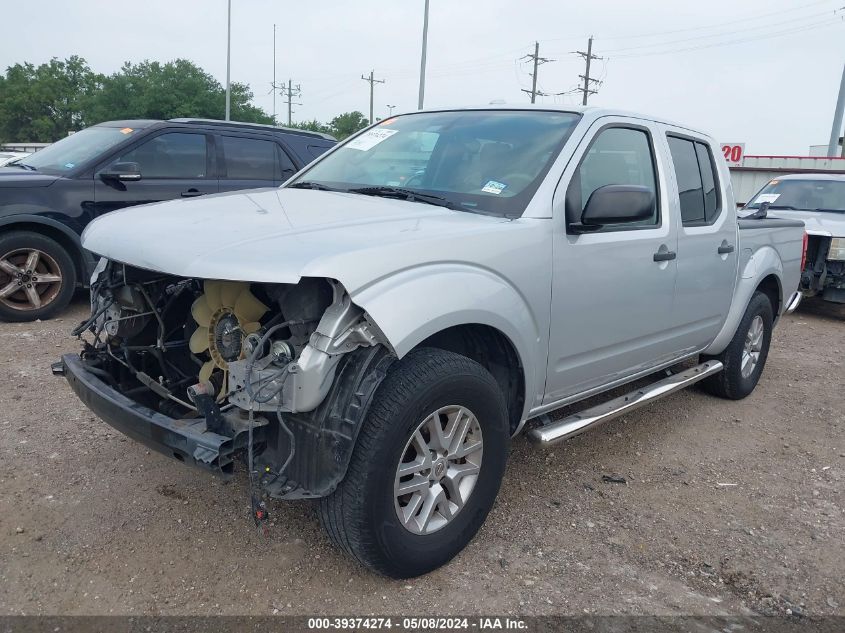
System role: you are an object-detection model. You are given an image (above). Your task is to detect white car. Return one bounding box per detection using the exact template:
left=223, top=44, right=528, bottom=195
left=0, top=151, right=31, bottom=167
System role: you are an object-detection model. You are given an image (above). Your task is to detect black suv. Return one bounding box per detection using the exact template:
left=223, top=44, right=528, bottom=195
left=0, top=118, right=336, bottom=321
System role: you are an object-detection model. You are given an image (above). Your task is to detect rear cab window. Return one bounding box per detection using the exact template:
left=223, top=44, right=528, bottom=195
left=666, top=134, right=721, bottom=226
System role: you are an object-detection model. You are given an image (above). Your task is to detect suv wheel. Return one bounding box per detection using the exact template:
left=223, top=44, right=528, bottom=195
left=0, top=231, right=76, bottom=322
left=318, top=348, right=509, bottom=578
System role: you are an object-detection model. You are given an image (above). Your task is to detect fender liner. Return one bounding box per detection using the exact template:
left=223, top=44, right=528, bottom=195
left=257, top=345, right=395, bottom=500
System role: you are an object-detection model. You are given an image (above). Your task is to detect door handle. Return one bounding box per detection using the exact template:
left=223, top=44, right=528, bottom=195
left=653, top=250, right=677, bottom=262
left=181, top=189, right=204, bottom=198
left=717, top=243, right=735, bottom=254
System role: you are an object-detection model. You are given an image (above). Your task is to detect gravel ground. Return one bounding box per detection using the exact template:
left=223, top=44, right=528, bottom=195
left=0, top=296, right=843, bottom=617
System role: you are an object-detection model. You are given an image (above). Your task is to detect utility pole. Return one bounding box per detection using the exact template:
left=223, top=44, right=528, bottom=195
left=272, top=24, right=277, bottom=125
left=827, top=63, right=845, bottom=158
left=280, top=80, right=302, bottom=126
left=520, top=42, right=554, bottom=103
left=225, top=0, right=232, bottom=120
left=576, top=36, right=602, bottom=106
left=418, top=0, right=430, bottom=110
left=361, top=70, right=385, bottom=124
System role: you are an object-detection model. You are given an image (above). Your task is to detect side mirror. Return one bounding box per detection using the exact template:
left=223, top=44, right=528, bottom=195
left=99, top=162, right=142, bottom=182
left=572, top=184, right=655, bottom=233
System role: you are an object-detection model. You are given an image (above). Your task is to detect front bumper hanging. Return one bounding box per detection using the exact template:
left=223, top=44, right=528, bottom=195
left=60, top=353, right=258, bottom=477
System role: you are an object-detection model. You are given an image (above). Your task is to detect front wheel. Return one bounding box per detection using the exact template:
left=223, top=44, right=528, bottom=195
left=318, top=348, right=509, bottom=578
left=701, top=291, right=773, bottom=400
left=0, top=231, right=76, bottom=322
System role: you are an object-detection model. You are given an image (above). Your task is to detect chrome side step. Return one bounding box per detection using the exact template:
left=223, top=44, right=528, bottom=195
left=527, top=360, right=724, bottom=446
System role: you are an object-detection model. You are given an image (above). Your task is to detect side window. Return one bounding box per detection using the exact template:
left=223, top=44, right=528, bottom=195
left=115, top=132, right=208, bottom=179
left=221, top=136, right=279, bottom=180
left=667, top=135, right=721, bottom=225
left=695, top=142, right=720, bottom=222
left=667, top=137, right=704, bottom=224
left=566, top=127, right=659, bottom=229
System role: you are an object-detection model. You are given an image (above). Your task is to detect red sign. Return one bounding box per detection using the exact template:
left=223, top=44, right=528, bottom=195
left=720, top=143, right=745, bottom=165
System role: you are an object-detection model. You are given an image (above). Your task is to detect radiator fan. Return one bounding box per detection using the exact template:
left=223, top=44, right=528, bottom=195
left=189, top=280, right=269, bottom=398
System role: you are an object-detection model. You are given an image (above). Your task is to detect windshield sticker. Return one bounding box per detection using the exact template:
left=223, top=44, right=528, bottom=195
left=756, top=193, right=780, bottom=204
left=345, top=128, right=399, bottom=151
left=482, top=180, right=507, bottom=195
left=120, top=127, right=134, bottom=134
left=64, top=163, right=75, bottom=169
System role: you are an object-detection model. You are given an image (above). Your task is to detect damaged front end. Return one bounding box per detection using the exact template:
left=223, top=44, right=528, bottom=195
left=61, top=260, right=393, bottom=499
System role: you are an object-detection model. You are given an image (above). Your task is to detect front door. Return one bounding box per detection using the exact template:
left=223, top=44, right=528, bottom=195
left=93, top=131, right=217, bottom=216
left=544, top=120, right=679, bottom=404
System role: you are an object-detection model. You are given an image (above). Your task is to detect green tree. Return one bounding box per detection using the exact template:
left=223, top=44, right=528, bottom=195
left=289, top=119, right=332, bottom=135
left=328, top=111, right=369, bottom=140
left=84, top=59, right=272, bottom=125
left=0, top=56, right=273, bottom=143
left=0, top=56, right=100, bottom=142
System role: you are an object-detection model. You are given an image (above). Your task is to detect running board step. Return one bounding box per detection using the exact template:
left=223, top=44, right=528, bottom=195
left=527, top=360, right=724, bottom=446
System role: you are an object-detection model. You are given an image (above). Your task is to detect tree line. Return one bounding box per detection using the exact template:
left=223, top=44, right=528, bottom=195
left=0, top=56, right=370, bottom=143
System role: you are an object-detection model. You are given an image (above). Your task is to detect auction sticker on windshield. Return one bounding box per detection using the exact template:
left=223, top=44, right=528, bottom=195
left=482, top=180, right=507, bottom=195
left=346, top=128, right=399, bottom=151
left=756, top=193, right=780, bottom=204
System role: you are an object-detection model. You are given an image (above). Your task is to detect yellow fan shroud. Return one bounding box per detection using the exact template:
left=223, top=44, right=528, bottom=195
left=188, top=280, right=268, bottom=398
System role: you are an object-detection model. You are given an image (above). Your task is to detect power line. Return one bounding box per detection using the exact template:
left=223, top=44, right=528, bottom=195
left=602, top=7, right=843, bottom=54
left=611, top=17, right=843, bottom=59
left=361, top=70, right=385, bottom=124
left=538, top=0, right=837, bottom=43
left=520, top=41, right=555, bottom=103
left=575, top=36, right=602, bottom=105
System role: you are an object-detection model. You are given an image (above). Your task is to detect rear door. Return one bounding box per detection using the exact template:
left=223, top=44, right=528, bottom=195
left=662, top=130, right=737, bottom=350
left=216, top=134, right=297, bottom=192
left=93, top=130, right=216, bottom=215
left=544, top=118, right=680, bottom=403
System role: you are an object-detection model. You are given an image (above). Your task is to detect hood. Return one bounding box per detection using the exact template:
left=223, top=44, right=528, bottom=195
left=0, top=168, right=60, bottom=188
left=767, top=209, right=845, bottom=237
left=82, top=187, right=521, bottom=292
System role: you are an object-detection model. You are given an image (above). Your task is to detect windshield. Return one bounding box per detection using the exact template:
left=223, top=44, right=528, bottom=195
left=745, top=178, right=845, bottom=212
left=21, top=126, right=142, bottom=173
left=290, top=110, right=581, bottom=217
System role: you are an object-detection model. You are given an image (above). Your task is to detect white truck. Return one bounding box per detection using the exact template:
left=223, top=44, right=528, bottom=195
left=59, top=106, right=805, bottom=578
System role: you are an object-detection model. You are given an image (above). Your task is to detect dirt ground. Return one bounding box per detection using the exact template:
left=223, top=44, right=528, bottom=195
left=0, top=295, right=842, bottom=617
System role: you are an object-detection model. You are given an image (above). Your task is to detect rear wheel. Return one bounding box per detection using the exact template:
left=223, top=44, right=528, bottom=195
left=701, top=291, right=773, bottom=399
left=0, top=231, right=76, bottom=322
left=318, top=348, right=509, bottom=578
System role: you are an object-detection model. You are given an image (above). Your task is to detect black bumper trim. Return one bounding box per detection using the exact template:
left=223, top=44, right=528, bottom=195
left=62, top=354, right=240, bottom=477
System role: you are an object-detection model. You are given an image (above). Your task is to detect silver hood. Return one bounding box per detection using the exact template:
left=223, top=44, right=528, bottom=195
left=767, top=209, right=845, bottom=237
left=81, top=187, right=521, bottom=292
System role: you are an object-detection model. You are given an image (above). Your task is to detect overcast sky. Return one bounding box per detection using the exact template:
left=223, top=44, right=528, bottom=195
left=2, top=0, right=844, bottom=154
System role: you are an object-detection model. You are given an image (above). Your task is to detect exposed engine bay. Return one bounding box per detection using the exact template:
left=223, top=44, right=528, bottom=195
left=73, top=260, right=393, bottom=500
left=801, top=235, right=845, bottom=303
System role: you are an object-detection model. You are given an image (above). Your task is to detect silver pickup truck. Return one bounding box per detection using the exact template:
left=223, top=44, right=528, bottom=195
left=59, top=106, right=804, bottom=578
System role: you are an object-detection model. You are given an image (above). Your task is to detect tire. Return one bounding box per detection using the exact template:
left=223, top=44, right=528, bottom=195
left=318, top=347, right=509, bottom=578
left=0, top=231, right=77, bottom=322
left=701, top=291, right=773, bottom=400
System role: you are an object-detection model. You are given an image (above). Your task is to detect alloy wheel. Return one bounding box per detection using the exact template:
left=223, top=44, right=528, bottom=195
left=0, top=248, right=63, bottom=313
left=741, top=315, right=765, bottom=379
left=394, top=405, right=484, bottom=535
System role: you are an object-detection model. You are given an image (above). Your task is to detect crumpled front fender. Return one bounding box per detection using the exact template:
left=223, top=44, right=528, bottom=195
left=350, top=263, right=541, bottom=420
